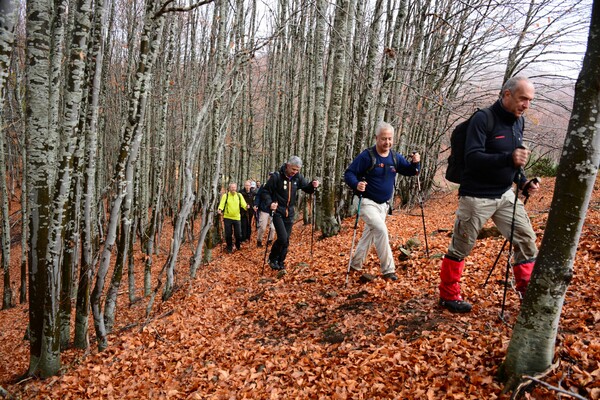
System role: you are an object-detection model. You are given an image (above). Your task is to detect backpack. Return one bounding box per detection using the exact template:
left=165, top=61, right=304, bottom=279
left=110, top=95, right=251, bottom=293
left=359, top=147, right=398, bottom=180
left=445, top=108, right=494, bottom=184
left=254, top=186, right=264, bottom=210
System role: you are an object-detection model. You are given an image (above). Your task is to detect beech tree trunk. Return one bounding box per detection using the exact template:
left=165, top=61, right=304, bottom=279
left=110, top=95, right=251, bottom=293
left=500, top=0, right=600, bottom=391
left=26, top=0, right=69, bottom=378
left=91, top=0, right=165, bottom=351
left=0, top=112, right=13, bottom=309
left=0, top=0, right=15, bottom=306
left=321, top=0, right=350, bottom=237
left=74, top=0, right=107, bottom=350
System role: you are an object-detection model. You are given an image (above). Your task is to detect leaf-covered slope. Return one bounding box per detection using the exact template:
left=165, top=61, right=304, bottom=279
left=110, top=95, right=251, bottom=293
left=2, top=178, right=599, bottom=399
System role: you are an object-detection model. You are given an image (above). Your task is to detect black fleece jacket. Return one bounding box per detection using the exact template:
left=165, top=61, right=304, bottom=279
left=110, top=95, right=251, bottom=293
left=262, top=164, right=315, bottom=218
left=459, top=99, right=528, bottom=198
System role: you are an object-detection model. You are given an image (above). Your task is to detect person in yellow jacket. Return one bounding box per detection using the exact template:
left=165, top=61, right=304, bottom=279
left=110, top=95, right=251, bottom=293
left=218, top=182, right=248, bottom=253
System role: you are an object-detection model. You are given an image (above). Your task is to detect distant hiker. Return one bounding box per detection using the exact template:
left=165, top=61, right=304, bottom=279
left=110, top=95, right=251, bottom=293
left=240, top=180, right=256, bottom=243
left=254, top=175, right=275, bottom=247
left=263, top=156, right=319, bottom=271
left=438, top=76, right=540, bottom=314
left=344, top=121, right=420, bottom=281
left=217, top=182, right=248, bottom=253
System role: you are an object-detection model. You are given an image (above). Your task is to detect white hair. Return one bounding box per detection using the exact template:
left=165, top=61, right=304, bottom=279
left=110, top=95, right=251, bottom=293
left=375, top=121, right=394, bottom=137
left=287, top=155, right=303, bottom=167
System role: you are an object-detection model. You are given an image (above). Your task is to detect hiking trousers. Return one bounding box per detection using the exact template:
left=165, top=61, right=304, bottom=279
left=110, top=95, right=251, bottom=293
left=350, top=197, right=395, bottom=275
left=447, top=188, right=538, bottom=264
left=256, top=210, right=275, bottom=243
left=224, top=218, right=242, bottom=251
left=269, top=213, right=293, bottom=266
left=241, top=211, right=254, bottom=241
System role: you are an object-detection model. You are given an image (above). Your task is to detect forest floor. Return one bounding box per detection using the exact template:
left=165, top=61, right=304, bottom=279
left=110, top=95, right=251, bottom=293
left=1, top=177, right=600, bottom=399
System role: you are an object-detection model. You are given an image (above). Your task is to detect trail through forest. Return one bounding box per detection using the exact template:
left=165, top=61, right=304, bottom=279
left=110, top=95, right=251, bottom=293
left=1, top=178, right=599, bottom=399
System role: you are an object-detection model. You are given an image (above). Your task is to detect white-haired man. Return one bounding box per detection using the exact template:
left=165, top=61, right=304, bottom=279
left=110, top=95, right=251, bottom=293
left=262, top=156, right=319, bottom=271
left=344, top=122, right=420, bottom=281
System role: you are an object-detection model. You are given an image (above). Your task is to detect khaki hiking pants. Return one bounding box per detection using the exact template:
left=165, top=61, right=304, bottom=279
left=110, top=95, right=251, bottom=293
left=448, top=189, right=538, bottom=264
left=350, top=197, right=395, bottom=275
left=256, top=210, right=275, bottom=243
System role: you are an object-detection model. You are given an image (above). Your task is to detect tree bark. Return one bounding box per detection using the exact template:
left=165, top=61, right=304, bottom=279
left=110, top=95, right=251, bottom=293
left=0, top=113, right=14, bottom=309
left=321, top=0, right=350, bottom=237
left=25, top=0, right=70, bottom=378
left=74, top=0, right=107, bottom=350
left=0, top=0, right=19, bottom=98
left=0, top=0, right=17, bottom=303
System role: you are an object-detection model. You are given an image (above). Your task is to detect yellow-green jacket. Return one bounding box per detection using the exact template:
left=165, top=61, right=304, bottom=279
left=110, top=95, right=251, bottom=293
left=218, top=192, right=247, bottom=221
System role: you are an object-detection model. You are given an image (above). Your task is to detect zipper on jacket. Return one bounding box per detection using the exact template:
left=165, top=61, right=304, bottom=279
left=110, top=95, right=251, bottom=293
left=286, top=177, right=291, bottom=217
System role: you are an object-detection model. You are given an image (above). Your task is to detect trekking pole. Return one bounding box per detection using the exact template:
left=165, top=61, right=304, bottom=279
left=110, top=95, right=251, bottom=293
left=500, top=174, right=519, bottom=321
left=261, top=210, right=275, bottom=275
left=482, top=177, right=540, bottom=288
left=311, top=189, right=317, bottom=261
left=415, top=168, right=430, bottom=258
left=345, top=193, right=364, bottom=286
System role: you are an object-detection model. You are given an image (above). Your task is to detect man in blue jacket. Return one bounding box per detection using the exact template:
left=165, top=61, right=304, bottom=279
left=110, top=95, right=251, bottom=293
left=344, top=122, right=420, bottom=281
left=262, top=156, right=319, bottom=271
left=439, top=76, right=541, bottom=313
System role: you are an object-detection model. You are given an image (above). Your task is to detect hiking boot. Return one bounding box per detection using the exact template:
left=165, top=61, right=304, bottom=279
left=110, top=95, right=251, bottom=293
left=383, top=272, right=398, bottom=281
left=269, top=259, right=281, bottom=270
left=439, top=299, right=472, bottom=313
left=226, top=247, right=233, bottom=254
left=257, top=241, right=263, bottom=248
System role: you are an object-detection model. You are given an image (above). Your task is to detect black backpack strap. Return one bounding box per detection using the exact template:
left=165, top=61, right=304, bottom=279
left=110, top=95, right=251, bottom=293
left=480, top=107, right=495, bottom=133
left=365, top=147, right=377, bottom=175
left=223, top=192, right=229, bottom=212
left=364, top=146, right=399, bottom=176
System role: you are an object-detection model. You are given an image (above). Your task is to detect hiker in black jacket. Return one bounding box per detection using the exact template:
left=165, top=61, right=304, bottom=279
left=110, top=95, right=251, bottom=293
left=262, top=156, right=319, bottom=271
left=239, top=180, right=256, bottom=242
left=439, top=76, right=541, bottom=313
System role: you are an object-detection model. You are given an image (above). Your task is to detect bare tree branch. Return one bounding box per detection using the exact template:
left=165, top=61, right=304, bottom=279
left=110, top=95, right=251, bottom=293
left=154, top=0, right=216, bottom=19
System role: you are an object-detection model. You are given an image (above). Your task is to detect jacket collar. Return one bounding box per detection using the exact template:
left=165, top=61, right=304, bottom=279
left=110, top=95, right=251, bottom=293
left=492, top=99, right=519, bottom=123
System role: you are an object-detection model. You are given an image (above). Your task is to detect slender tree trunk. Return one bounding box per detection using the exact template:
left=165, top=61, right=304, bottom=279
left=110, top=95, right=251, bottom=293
left=20, top=143, right=27, bottom=304
left=127, top=216, right=137, bottom=303
left=161, top=26, right=224, bottom=300
left=321, top=0, right=350, bottom=237
left=91, top=0, right=165, bottom=351
left=74, top=0, right=107, bottom=350
left=0, top=0, right=17, bottom=303
left=500, top=0, right=600, bottom=392
left=353, top=0, right=383, bottom=158
left=190, top=0, right=231, bottom=278
left=143, top=19, right=175, bottom=296
left=0, top=113, right=14, bottom=309
left=311, top=0, right=327, bottom=228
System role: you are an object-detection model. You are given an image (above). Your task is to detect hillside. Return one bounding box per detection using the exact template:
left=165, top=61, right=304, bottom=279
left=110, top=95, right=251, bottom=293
left=1, top=177, right=599, bottom=399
